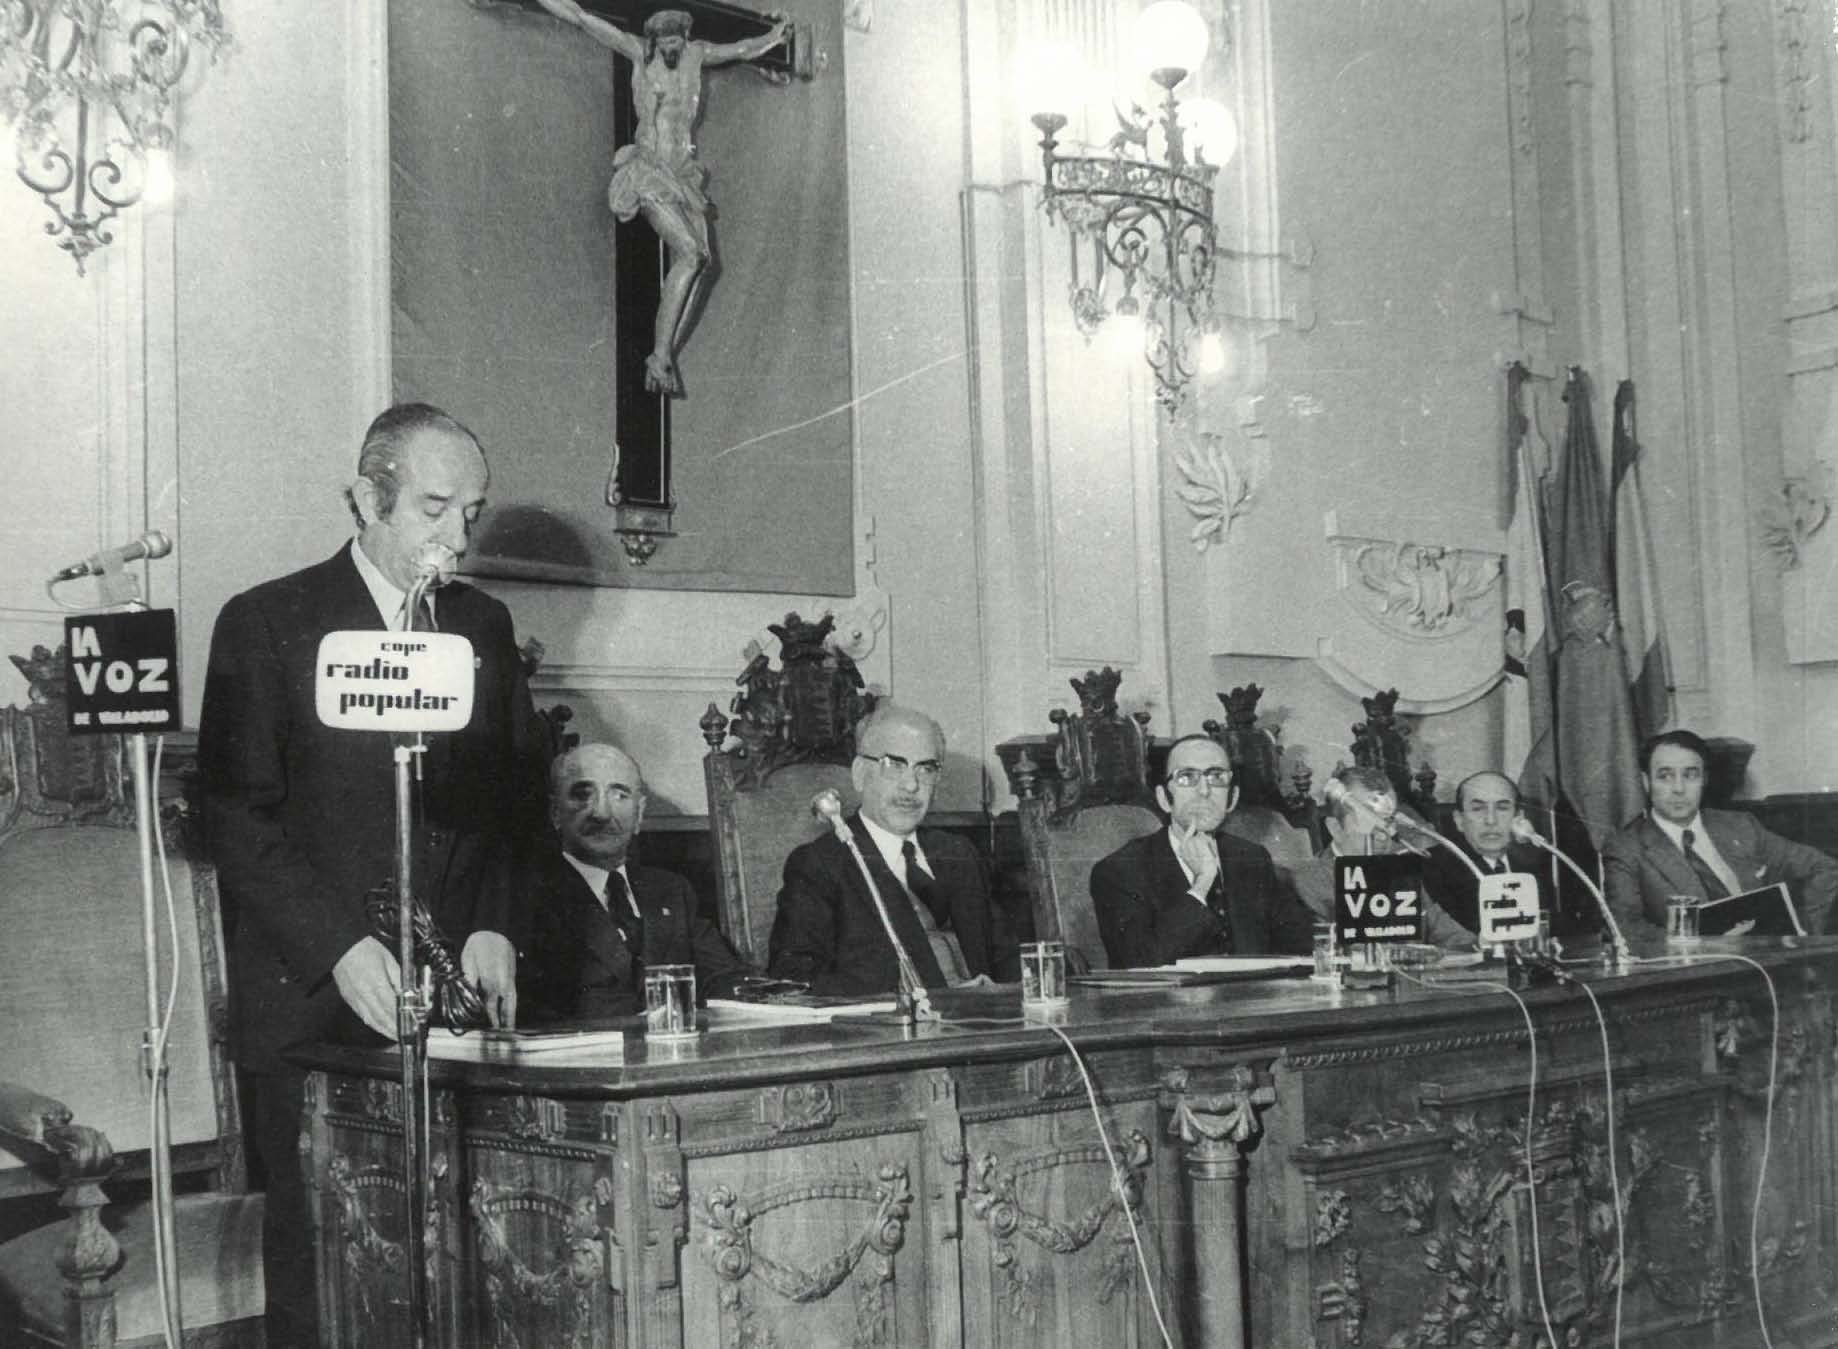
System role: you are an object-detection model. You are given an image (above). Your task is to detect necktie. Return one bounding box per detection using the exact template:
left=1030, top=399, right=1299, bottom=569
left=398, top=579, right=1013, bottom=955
left=900, top=841, right=971, bottom=984
left=1204, top=870, right=1234, bottom=954
left=398, top=594, right=435, bottom=632
left=1680, top=829, right=1731, bottom=900
left=605, top=871, right=646, bottom=970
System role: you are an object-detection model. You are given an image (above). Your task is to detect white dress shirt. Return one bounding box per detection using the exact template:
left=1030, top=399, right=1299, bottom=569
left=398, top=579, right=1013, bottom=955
left=560, top=853, right=642, bottom=920
left=1650, top=812, right=1744, bottom=897
left=350, top=537, right=436, bottom=631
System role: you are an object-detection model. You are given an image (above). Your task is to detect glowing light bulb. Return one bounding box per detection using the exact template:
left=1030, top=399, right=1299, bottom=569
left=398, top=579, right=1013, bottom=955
left=1197, top=329, right=1228, bottom=376
left=1179, top=97, right=1237, bottom=167
left=1132, top=1, right=1210, bottom=82
left=1105, top=297, right=1147, bottom=361
left=1019, top=40, right=1088, bottom=122
left=143, top=147, right=175, bottom=206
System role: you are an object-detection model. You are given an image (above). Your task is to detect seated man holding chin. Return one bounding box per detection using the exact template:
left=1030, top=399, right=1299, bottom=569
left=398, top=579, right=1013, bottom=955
left=1089, top=734, right=1317, bottom=968
left=767, top=704, right=1020, bottom=997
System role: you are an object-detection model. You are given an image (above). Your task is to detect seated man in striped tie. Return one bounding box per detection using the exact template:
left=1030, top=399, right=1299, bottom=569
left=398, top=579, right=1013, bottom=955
left=518, top=741, right=752, bottom=1022
left=1602, top=729, right=1838, bottom=934
left=767, top=704, right=1020, bottom=996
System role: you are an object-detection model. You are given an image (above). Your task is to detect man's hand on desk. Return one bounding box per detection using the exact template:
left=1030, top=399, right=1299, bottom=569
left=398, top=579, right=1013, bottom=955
left=333, top=936, right=402, bottom=1040
left=463, top=930, right=518, bottom=1029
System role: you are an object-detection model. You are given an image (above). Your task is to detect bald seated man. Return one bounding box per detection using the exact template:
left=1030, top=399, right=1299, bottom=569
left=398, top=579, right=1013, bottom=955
left=518, top=742, right=752, bottom=1022
left=768, top=704, right=1020, bottom=996
left=1419, top=771, right=1563, bottom=936
left=1090, top=734, right=1317, bottom=968
left=1287, top=766, right=1478, bottom=950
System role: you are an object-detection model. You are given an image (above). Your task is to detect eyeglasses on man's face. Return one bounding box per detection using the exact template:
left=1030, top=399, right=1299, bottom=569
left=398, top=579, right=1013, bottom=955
left=858, top=752, right=943, bottom=785
left=1167, top=766, right=1232, bottom=791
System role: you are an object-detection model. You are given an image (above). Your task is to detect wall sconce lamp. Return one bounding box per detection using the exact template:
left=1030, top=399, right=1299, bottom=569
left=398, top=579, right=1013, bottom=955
left=1026, top=1, right=1287, bottom=410
left=1, top=0, right=228, bottom=275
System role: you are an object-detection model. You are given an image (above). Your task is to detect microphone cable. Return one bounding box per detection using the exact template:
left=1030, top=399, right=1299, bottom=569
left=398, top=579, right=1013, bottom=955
left=1041, top=1024, right=1174, bottom=1349
left=1541, top=964, right=1625, bottom=1346
left=1396, top=966, right=1561, bottom=1349
left=148, top=733, right=184, bottom=1349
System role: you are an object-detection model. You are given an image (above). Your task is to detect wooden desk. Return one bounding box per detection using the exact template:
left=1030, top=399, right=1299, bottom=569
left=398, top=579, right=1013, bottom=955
left=295, top=944, right=1838, bottom=1348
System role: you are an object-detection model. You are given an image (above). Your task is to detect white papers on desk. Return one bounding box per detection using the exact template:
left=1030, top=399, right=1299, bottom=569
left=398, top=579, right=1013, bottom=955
left=1173, top=956, right=1314, bottom=973
left=706, top=999, right=897, bottom=1025
left=425, top=1027, right=629, bottom=1061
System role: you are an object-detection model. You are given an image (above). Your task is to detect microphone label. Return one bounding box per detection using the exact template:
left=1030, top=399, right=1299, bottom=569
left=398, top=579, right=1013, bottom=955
left=1334, top=855, right=1426, bottom=944
left=1477, top=873, right=1541, bottom=944
left=65, top=610, right=181, bottom=735
left=314, top=631, right=475, bottom=732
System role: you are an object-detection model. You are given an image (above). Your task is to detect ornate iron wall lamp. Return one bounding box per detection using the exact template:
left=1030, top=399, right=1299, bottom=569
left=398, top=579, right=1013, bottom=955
left=1027, top=1, right=1297, bottom=410
left=2, top=0, right=227, bottom=274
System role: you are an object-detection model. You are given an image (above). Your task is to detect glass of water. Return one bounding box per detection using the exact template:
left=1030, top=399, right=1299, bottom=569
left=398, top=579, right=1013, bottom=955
left=644, top=963, right=698, bottom=1039
left=1020, top=941, right=1069, bottom=1009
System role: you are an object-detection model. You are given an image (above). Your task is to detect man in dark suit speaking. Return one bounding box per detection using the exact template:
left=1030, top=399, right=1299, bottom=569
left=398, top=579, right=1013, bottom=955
left=1602, top=729, right=1838, bottom=934
left=198, top=403, right=540, bottom=1346
left=769, top=704, right=1019, bottom=996
left=519, top=741, right=751, bottom=1021
left=1090, top=733, right=1316, bottom=967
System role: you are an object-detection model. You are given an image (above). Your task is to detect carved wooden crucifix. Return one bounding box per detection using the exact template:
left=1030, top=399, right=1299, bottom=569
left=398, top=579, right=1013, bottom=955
left=523, top=0, right=808, bottom=565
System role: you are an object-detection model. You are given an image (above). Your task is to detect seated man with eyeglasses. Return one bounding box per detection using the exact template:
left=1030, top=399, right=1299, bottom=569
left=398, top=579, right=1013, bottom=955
left=1090, top=734, right=1318, bottom=967
left=768, top=704, right=1020, bottom=996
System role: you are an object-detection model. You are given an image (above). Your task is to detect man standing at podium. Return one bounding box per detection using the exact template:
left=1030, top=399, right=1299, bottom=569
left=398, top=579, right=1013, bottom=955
left=198, top=403, right=539, bottom=1345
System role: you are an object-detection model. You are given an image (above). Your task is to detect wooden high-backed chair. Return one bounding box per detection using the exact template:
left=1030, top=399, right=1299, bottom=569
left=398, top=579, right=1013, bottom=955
left=0, top=647, right=262, bottom=1347
left=701, top=614, right=874, bottom=965
left=996, top=670, right=1162, bottom=973
left=1205, top=682, right=1321, bottom=866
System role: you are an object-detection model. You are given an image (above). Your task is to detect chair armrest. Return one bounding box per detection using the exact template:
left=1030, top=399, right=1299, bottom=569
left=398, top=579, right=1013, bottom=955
left=0, top=1080, right=116, bottom=1178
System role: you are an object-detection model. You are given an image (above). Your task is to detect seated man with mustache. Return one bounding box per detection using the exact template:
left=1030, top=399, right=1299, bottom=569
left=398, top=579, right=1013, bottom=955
left=518, top=741, right=752, bottom=1022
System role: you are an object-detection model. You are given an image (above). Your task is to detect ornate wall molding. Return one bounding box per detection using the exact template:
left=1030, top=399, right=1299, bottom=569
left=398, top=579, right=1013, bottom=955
left=1314, top=513, right=1506, bottom=714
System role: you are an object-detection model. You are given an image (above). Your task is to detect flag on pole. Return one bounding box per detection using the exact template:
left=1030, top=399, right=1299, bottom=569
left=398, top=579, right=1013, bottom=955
left=1610, top=379, right=1673, bottom=740
left=1502, top=362, right=1555, bottom=806
left=1545, top=368, right=1644, bottom=844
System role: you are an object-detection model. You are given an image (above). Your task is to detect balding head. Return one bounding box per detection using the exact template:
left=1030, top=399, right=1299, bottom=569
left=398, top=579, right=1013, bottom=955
left=1453, top=771, right=1519, bottom=860
left=550, top=742, right=647, bottom=866
left=851, top=703, right=945, bottom=835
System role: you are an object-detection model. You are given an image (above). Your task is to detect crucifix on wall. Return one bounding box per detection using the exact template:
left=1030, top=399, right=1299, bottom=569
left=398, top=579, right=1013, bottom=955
left=527, top=0, right=810, bottom=563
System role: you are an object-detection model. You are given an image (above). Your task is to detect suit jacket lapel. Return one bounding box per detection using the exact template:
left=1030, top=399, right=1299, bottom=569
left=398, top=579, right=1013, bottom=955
left=1639, top=816, right=1706, bottom=898
left=847, top=815, right=946, bottom=987
left=562, top=862, right=635, bottom=980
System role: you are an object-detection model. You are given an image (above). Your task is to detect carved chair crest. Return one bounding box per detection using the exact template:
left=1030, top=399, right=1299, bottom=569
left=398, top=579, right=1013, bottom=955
left=1347, top=687, right=1437, bottom=814
left=701, top=611, right=876, bottom=788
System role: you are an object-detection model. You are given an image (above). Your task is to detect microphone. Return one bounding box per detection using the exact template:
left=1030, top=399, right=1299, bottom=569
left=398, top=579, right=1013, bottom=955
left=1511, top=816, right=1629, bottom=967
left=411, top=541, right=458, bottom=589
left=811, top=791, right=935, bottom=1022
left=1393, top=815, right=1485, bottom=881
left=49, top=529, right=172, bottom=583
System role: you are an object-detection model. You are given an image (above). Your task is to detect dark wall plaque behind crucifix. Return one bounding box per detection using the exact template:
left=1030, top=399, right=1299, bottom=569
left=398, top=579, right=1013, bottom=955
left=389, top=0, right=853, bottom=594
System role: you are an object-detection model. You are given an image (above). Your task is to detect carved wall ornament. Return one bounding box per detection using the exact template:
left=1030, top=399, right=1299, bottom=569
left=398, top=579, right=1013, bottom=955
left=1349, top=540, right=1502, bottom=636
left=471, top=1177, right=612, bottom=1349
left=1312, top=1189, right=1350, bottom=1248
left=1776, top=0, right=1815, bottom=141
left=1374, top=1172, right=1436, bottom=1235
left=1313, top=1246, right=1367, bottom=1345
left=697, top=1163, right=913, bottom=1346
left=505, top=1094, right=568, bottom=1142
left=1506, top=0, right=1535, bottom=156
left=966, top=1132, right=1153, bottom=1325
left=1759, top=461, right=1831, bottom=571
left=327, top=1154, right=408, bottom=1331
left=1173, top=428, right=1260, bottom=552
left=756, top=1081, right=838, bottom=1133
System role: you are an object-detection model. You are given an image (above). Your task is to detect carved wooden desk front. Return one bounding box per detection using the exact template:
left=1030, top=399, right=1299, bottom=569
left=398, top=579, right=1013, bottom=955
left=294, top=944, right=1838, bottom=1348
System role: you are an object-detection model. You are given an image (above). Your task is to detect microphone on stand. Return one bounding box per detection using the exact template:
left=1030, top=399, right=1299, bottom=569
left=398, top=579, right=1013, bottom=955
left=1391, top=815, right=1485, bottom=880
left=1511, top=816, right=1629, bottom=968
left=48, top=529, right=173, bottom=583
left=410, top=541, right=459, bottom=589
left=812, top=790, right=935, bottom=1023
